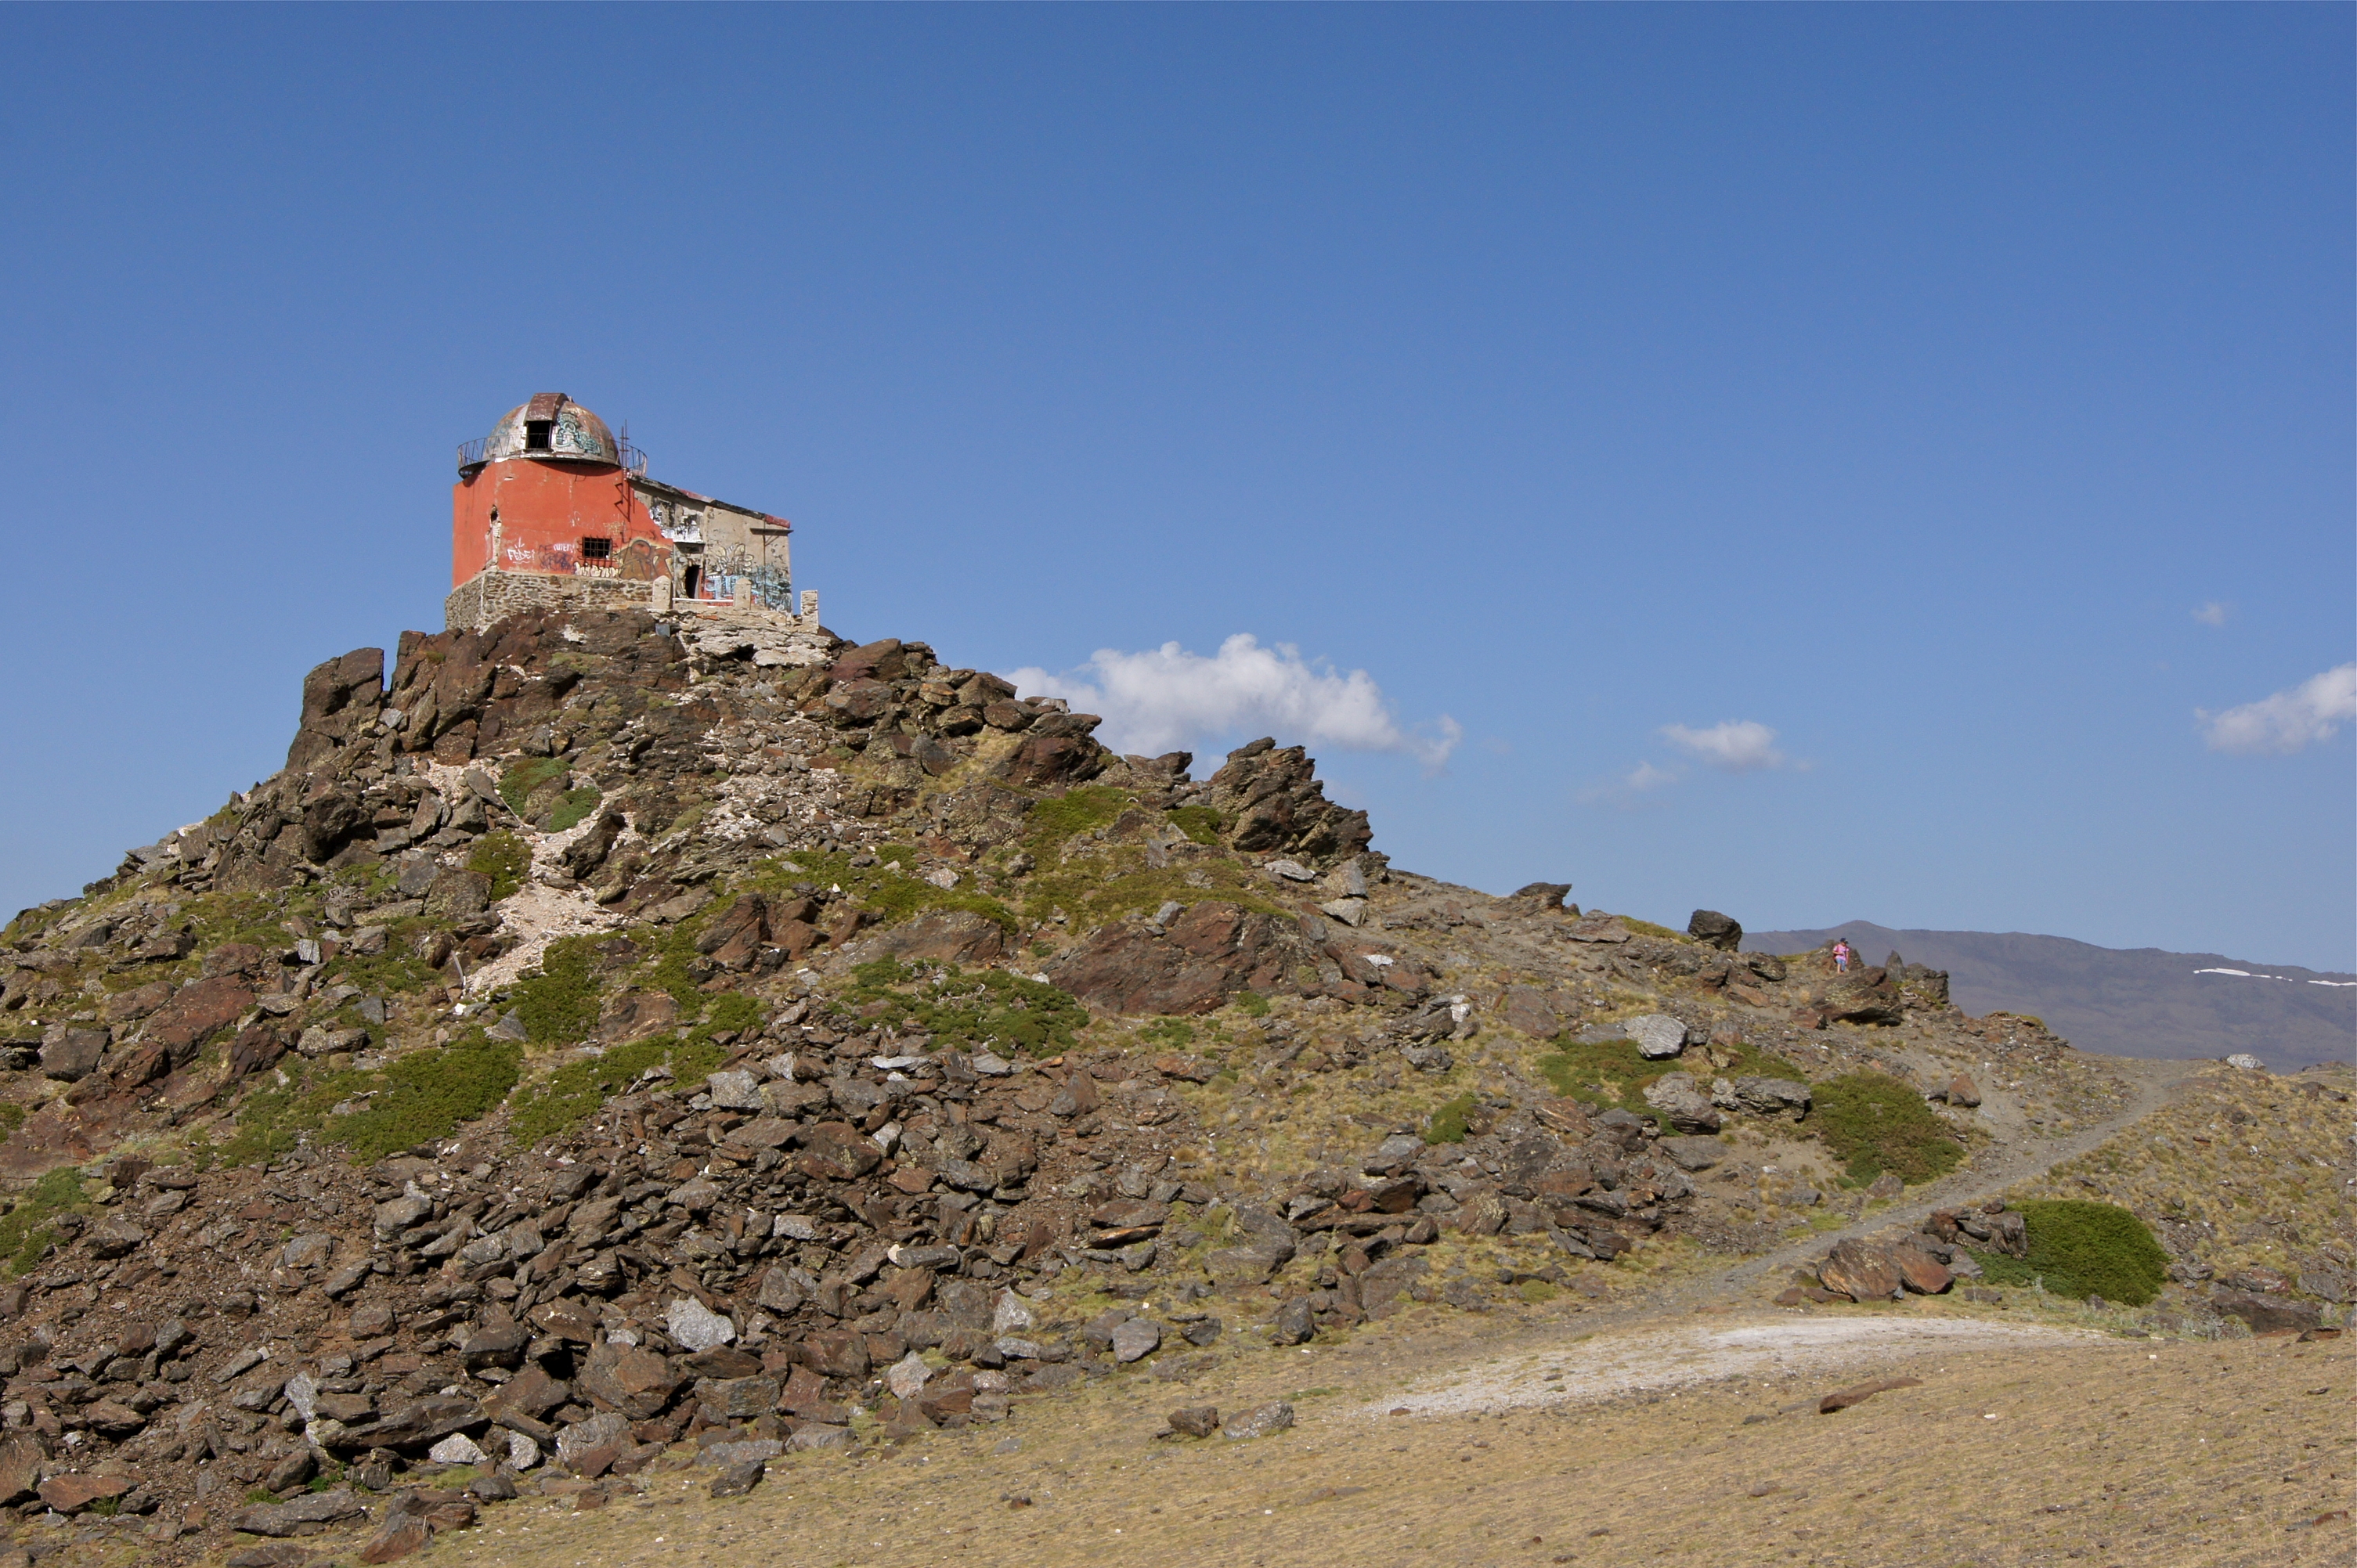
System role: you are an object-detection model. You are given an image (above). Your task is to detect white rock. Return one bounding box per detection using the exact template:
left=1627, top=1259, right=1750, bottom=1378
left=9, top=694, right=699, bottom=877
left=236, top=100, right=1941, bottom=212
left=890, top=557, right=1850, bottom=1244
left=991, top=1289, right=1034, bottom=1336
left=971, top=1053, right=1014, bottom=1077
left=2225, top=1053, right=2265, bottom=1071
left=886, top=1350, right=933, bottom=1399
left=1626, top=1014, right=1691, bottom=1060
left=282, top=1372, right=319, bottom=1422
left=1264, top=860, right=1316, bottom=882
left=428, top=1433, right=489, bottom=1466
left=923, top=868, right=960, bottom=890
left=666, top=1296, right=738, bottom=1352
left=1110, top=1317, right=1161, bottom=1363
left=773, top=1213, right=822, bottom=1242
left=507, top=1430, right=542, bottom=1470
left=706, top=1070, right=765, bottom=1111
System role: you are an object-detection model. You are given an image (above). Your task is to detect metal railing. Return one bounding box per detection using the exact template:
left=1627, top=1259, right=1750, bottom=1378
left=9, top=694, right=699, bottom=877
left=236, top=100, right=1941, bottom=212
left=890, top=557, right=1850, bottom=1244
left=457, top=434, right=644, bottom=474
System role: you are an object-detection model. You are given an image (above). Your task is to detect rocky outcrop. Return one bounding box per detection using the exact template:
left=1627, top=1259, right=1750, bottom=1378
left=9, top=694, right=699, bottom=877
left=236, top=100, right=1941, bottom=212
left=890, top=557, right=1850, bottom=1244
left=1200, top=739, right=1372, bottom=872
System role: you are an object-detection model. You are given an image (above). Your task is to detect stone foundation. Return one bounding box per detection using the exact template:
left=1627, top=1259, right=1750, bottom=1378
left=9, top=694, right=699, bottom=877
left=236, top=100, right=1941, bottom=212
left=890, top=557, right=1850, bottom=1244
left=444, top=571, right=820, bottom=638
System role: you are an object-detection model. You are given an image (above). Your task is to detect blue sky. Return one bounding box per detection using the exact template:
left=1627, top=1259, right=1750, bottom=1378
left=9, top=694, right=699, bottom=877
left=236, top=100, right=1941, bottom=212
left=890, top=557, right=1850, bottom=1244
left=3, top=6, right=2351, bottom=970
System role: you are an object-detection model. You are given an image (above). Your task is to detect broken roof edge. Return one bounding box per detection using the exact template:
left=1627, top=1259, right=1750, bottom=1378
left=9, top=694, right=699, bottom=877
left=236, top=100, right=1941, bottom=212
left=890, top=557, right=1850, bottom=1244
left=631, top=472, right=791, bottom=531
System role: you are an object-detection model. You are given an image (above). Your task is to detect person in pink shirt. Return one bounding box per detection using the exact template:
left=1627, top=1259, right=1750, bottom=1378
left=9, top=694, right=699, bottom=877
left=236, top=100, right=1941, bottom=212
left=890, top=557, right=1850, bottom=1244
left=1831, top=938, right=1853, bottom=974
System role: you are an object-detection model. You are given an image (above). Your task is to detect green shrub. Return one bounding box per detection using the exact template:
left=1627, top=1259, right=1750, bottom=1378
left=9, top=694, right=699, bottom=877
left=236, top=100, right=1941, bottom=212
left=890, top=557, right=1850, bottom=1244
left=0, top=1166, right=88, bottom=1276
left=327, top=1032, right=522, bottom=1162
left=507, top=1029, right=727, bottom=1148
left=747, top=850, right=1018, bottom=935
left=214, top=1033, right=521, bottom=1166
left=840, top=958, right=1086, bottom=1057
left=511, top=936, right=604, bottom=1044
left=1230, top=989, right=1271, bottom=1018
left=0, top=1104, right=25, bottom=1146
left=543, top=786, right=603, bottom=833
left=1969, top=1199, right=2168, bottom=1305
left=1424, top=1094, right=1478, bottom=1144
left=498, top=757, right=568, bottom=816
left=1024, top=785, right=1135, bottom=846
left=1810, top=1072, right=1963, bottom=1187
left=1166, top=806, right=1223, bottom=845
left=704, top=992, right=764, bottom=1036
left=468, top=832, right=530, bottom=901
left=1139, top=1018, right=1196, bottom=1050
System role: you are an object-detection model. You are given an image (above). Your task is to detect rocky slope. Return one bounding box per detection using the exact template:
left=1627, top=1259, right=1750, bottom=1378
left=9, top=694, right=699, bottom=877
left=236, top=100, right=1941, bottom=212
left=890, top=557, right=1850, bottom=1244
left=0, top=605, right=2345, bottom=1565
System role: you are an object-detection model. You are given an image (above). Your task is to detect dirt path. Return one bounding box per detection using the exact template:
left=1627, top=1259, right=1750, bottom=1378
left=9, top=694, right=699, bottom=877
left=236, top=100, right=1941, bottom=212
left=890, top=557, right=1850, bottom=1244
left=1674, top=1051, right=2204, bottom=1307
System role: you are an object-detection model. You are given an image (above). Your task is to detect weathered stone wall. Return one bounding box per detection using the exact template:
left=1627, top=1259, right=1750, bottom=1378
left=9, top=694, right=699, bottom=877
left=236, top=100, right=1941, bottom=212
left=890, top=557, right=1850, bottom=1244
left=444, top=572, right=821, bottom=636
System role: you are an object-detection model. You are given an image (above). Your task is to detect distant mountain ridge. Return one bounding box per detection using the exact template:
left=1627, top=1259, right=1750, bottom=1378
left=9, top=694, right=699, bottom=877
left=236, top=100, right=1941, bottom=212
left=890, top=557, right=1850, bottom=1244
left=1742, top=921, right=2354, bottom=1072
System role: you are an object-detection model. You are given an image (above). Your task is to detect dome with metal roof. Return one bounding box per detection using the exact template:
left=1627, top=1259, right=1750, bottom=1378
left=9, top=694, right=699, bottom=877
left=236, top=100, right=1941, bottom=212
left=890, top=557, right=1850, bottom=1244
left=480, top=392, right=621, bottom=466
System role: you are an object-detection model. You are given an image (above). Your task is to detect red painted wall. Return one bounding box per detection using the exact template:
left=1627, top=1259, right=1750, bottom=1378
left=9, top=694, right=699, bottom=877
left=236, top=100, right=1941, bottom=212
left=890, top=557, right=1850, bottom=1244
left=450, top=460, right=664, bottom=587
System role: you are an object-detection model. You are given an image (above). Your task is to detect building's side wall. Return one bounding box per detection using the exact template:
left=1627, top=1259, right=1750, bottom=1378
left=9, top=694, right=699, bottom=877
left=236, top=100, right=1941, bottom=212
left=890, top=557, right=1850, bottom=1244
left=633, top=483, right=792, bottom=611
left=451, top=461, right=664, bottom=587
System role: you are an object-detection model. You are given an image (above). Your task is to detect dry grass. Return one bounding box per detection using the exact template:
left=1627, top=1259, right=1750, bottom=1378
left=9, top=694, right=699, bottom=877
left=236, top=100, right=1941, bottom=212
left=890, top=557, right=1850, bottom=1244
left=247, top=1301, right=2354, bottom=1568
left=2008, top=1063, right=2355, bottom=1292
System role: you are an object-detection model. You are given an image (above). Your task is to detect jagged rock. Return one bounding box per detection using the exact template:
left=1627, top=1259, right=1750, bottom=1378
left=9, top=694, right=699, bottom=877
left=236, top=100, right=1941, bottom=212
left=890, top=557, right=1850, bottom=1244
left=578, top=1343, right=685, bottom=1419
left=1202, top=738, right=1372, bottom=870
left=232, top=1487, right=369, bottom=1537
left=359, top=1393, right=484, bottom=1451
left=38, top=1026, right=107, bottom=1082
left=1049, top=902, right=1305, bottom=1015
left=1824, top=969, right=1904, bottom=1026
left=1641, top=1073, right=1721, bottom=1134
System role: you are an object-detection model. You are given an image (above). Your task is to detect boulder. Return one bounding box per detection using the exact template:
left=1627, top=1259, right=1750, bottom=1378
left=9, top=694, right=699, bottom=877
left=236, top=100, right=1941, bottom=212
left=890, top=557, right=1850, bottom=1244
left=1686, top=910, right=1742, bottom=951
left=2212, top=1290, right=2320, bottom=1334
left=1168, top=1406, right=1220, bottom=1438
left=1727, top=1076, right=1812, bottom=1116
left=1818, top=1240, right=1904, bottom=1303
left=361, top=1393, right=484, bottom=1451
left=34, top=1473, right=130, bottom=1514
left=1222, top=1401, right=1295, bottom=1440
left=38, top=1026, right=108, bottom=1082
left=1640, top=1073, right=1721, bottom=1134
left=1890, top=1242, right=1954, bottom=1295
left=578, top=1343, right=685, bottom=1420
left=1626, top=1015, right=1690, bottom=1060
left=1657, top=1136, right=1728, bottom=1172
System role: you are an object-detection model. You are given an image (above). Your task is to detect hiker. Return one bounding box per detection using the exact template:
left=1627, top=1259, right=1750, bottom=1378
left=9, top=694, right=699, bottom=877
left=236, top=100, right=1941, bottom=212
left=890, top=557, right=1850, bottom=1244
left=1832, top=938, right=1852, bottom=974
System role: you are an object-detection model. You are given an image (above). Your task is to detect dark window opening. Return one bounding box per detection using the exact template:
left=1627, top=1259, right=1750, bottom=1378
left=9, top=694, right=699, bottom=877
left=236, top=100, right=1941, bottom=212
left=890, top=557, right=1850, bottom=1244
left=580, top=537, right=612, bottom=562
left=525, top=420, right=553, bottom=451
left=681, top=564, right=702, bottom=599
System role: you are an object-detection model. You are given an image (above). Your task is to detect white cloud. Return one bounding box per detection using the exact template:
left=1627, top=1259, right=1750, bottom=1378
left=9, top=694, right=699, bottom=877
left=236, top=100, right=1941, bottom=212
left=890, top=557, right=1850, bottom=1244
left=1576, top=760, right=1682, bottom=808
left=2192, top=601, right=2231, bottom=628
left=1659, top=719, right=1786, bottom=772
left=1009, top=633, right=1460, bottom=768
left=2199, top=664, right=2357, bottom=755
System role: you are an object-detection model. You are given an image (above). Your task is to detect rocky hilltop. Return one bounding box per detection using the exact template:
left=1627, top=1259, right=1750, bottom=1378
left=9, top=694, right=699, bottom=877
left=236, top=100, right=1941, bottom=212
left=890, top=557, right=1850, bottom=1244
left=0, top=607, right=2347, bottom=1564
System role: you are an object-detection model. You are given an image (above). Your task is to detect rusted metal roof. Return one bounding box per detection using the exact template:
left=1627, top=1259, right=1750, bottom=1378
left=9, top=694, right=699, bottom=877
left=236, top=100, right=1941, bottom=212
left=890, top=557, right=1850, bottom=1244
left=524, top=392, right=568, bottom=423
